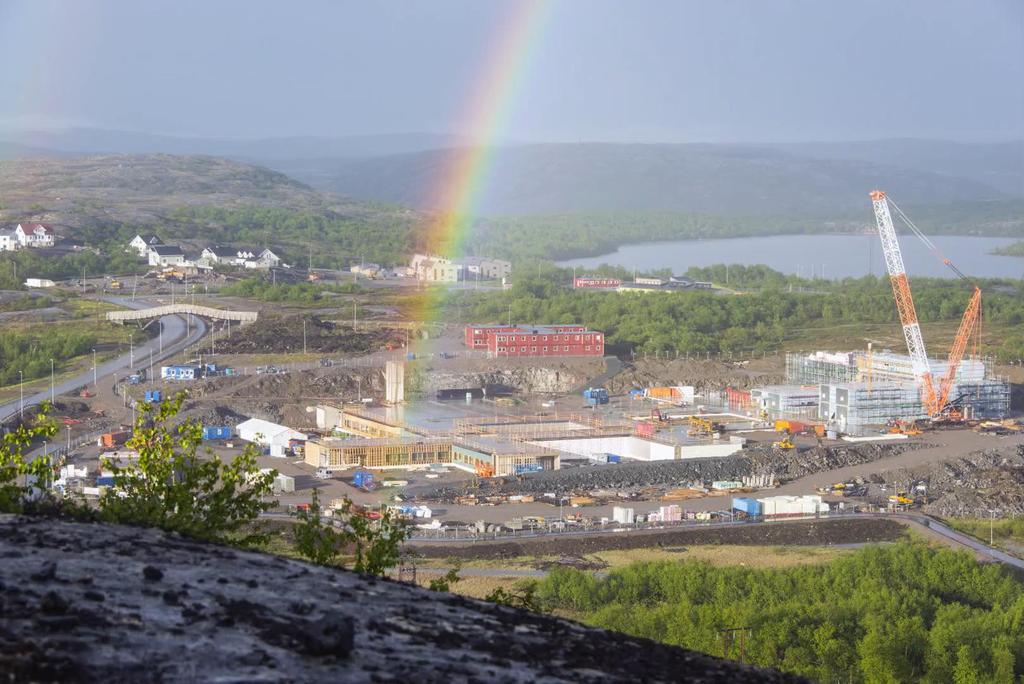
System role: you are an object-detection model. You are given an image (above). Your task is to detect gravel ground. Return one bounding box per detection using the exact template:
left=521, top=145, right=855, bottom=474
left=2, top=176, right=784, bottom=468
left=413, top=442, right=917, bottom=501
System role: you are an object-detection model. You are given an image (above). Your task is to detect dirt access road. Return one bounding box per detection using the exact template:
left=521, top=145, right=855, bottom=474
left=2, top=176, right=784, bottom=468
left=769, top=429, right=1024, bottom=498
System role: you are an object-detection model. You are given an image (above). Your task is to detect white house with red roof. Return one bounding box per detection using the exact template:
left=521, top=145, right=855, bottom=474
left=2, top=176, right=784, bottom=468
left=15, top=223, right=55, bottom=248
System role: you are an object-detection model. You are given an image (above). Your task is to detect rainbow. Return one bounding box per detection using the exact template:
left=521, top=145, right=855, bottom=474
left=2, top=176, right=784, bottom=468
left=419, top=0, right=551, bottom=259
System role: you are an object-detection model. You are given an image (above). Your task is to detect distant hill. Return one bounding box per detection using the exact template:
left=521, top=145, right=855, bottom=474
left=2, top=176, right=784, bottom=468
left=320, top=142, right=1017, bottom=217
left=0, top=127, right=470, bottom=160
left=766, top=139, right=1024, bottom=197
left=0, top=154, right=422, bottom=266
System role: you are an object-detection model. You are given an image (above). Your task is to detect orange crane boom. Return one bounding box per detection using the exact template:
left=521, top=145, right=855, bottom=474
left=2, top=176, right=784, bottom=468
left=869, top=191, right=982, bottom=420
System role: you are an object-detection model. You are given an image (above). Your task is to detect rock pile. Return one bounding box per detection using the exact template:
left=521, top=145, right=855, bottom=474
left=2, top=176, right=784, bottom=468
left=0, top=515, right=804, bottom=683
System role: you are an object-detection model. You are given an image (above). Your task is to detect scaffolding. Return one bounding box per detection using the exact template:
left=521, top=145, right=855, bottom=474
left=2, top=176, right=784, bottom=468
left=786, top=352, right=860, bottom=385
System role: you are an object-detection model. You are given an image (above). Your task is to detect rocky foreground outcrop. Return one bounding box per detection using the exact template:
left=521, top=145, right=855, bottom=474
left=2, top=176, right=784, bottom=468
left=0, top=516, right=803, bottom=683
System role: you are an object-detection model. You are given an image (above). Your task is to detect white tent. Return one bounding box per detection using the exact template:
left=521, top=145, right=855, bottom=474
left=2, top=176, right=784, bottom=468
left=236, top=418, right=307, bottom=457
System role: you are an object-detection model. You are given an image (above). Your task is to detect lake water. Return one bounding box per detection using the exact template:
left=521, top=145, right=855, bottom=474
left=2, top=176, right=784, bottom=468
left=556, top=234, right=1024, bottom=280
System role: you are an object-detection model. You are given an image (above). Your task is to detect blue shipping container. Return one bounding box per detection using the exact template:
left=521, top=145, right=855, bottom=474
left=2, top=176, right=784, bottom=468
left=96, top=476, right=115, bottom=487
left=202, top=426, right=232, bottom=440
left=732, top=497, right=762, bottom=517
left=353, top=471, right=374, bottom=488
left=144, top=390, right=162, bottom=402
left=606, top=454, right=622, bottom=464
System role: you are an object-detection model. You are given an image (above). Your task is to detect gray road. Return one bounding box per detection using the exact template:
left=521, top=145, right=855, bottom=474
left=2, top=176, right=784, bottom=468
left=0, top=297, right=207, bottom=422
left=897, top=513, right=1024, bottom=570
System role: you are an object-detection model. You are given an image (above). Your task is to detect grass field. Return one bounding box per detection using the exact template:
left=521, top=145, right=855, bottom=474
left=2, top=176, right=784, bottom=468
left=946, top=517, right=1024, bottom=559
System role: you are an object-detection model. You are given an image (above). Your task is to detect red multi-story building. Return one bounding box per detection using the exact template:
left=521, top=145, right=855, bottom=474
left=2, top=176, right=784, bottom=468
left=463, top=324, right=604, bottom=357
left=464, top=324, right=586, bottom=349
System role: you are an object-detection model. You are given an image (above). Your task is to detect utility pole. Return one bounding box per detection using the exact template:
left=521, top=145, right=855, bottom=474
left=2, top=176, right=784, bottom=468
left=352, top=301, right=357, bottom=328
left=50, top=358, right=54, bottom=405
left=302, top=319, right=307, bottom=355
left=129, top=333, right=134, bottom=370
left=149, top=348, right=154, bottom=381
left=92, top=349, right=97, bottom=389
left=19, top=370, right=24, bottom=419
left=159, top=323, right=163, bottom=353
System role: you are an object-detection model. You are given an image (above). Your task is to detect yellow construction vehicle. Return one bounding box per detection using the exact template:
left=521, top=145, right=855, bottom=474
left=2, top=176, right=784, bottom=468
left=108, top=280, right=122, bottom=290
left=687, top=416, right=724, bottom=437
left=888, top=493, right=914, bottom=506
left=773, top=435, right=795, bottom=450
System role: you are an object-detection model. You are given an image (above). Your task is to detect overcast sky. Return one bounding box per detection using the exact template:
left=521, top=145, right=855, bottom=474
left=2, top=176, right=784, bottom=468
left=0, top=0, right=1020, bottom=142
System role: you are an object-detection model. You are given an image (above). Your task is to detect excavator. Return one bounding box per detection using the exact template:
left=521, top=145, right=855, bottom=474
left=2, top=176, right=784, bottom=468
left=870, top=192, right=982, bottom=424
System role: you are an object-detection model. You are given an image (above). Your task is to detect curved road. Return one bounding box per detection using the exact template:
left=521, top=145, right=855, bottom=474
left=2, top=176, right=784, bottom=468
left=0, top=297, right=207, bottom=422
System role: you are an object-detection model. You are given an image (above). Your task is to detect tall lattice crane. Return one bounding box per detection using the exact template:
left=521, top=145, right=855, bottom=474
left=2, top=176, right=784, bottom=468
left=869, top=190, right=982, bottom=420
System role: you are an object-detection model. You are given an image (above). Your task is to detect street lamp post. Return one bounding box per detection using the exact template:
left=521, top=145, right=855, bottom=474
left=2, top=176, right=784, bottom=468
left=92, top=348, right=97, bottom=388
left=50, top=358, right=54, bottom=405
left=129, top=333, right=134, bottom=370
left=66, top=424, right=71, bottom=452
left=19, top=370, right=24, bottom=419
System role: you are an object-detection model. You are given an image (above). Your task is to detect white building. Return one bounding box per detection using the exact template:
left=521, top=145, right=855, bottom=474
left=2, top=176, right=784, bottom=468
left=237, top=418, right=308, bottom=457
left=128, top=234, right=163, bottom=258
left=199, top=245, right=258, bottom=267
left=757, top=495, right=830, bottom=518
left=612, top=506, right=635, bottom=524
left=0, top=230, right=18, bottom=252
left=411, top=253, right=511, bottom=282
left=454, top=256, right=512, bottom=280
left=15, top=223, right=55, bottom=248
left=256, top=248, right=282, bottom=268
left=148, top=244, right=187, bottom=266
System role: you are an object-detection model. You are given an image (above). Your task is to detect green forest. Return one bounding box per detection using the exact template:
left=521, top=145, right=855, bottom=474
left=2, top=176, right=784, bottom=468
left=162, top=205, right=420, bottom=268
left=993, top=241, right=1024, bottom=257
left=0, top=329, right=96, bottom=386
left=438, top=266, right=1024, bottom=362
left=473, top=205, right=1024, bottom=262
left=219, top=277, right=362, bottom=304
left=537, top=543, right=1024, bottom=682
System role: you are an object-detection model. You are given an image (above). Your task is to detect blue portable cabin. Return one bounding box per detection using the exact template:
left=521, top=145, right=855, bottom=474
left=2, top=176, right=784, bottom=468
left=582, top=387, right=610, bottom=405
left=202, top=426, right=232, bottom=441
left=352, top=471, right=375, bottom=490
left=732, top=497, right=762, bottom=518
left=144, top=390, right=162, bottom=403
left=161, top=364, right=202, bottom=381
left=605, top=453, right=622, bottom=464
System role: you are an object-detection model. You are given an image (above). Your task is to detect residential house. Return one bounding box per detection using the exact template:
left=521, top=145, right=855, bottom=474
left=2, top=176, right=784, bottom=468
left=128, top=234, right=163, bottom=258
left=148, top=244, right=187, bottom=267
left=244, top=248, right=281, bottom=269
left=351, top=262, right=382, bottom=278
left=15, top=223, right=55, bottom=248
left=411, top=252, right=510, bottom=282
left=0, top=230, right=17, bottom=252
left=199, top=245, right=258, bottom=267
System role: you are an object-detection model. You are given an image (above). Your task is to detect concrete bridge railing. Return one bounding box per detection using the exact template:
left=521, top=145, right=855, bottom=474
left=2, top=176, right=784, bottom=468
left=106, top=304, right=258, bottom=325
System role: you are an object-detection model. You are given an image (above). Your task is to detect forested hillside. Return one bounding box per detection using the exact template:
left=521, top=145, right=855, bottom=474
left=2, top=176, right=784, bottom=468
left=537, top=543, right=1024, bottom=682
left=323, top=142, right=1016, bottom=216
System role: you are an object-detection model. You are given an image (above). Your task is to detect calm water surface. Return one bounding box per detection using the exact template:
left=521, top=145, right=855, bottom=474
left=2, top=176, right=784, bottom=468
left=556, top=234, right=1024, bottom=280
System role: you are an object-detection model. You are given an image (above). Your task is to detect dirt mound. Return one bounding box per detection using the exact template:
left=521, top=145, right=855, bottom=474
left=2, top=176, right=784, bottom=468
left=415, top=442, right=914, bottom=501
left=215, top=314, right=403, bottom=354
left=882, top=444, right=1024, bottom=518
left=407, top=517, right=906, bottom=560
left=606, top=357, right=785, bottom=393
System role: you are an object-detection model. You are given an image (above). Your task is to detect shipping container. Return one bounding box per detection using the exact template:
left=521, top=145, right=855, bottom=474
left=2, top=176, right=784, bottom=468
left=513, top=463, right=544, bottom=475
left=97, top=430, right=131, bottom=448
left=606, top=454, right=622, bottom=464
left=732, top=497, right=763, bottom=517
left=352, top=471, right=375, bottom=489
left=202, top=426, right=232, bottom=440
left=582, top=387, right=609, bottom=405
left=144, top=390, right=162, bottom=403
